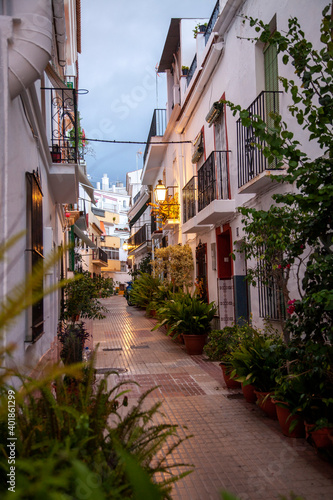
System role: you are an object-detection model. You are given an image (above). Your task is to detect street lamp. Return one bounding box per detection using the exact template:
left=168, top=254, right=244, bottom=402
left=123, top=241, right=129, bottom=251
left=154, top=180, right=167, bottom=203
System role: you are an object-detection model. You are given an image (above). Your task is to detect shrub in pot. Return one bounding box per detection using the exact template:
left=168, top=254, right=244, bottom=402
left=129, top=273, right=161, bottom=309
left=153, top=293, right=217, bottom=354
left=230, top=332, right=285, bottom=414
left=203, top=324, right=256, bottom=388
left=62, top=271, right=107, bottom=322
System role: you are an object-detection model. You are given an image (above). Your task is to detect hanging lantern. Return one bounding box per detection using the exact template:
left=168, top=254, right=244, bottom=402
left=154, top=180, right=167, bottom=202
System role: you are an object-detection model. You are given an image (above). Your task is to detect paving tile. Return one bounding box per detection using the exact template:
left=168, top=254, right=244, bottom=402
left=90, top=296, right=333, bottom=500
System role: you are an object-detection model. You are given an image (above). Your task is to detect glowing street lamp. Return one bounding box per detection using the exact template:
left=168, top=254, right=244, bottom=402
left=154, top=180, right=167, bottom=203
left=123, top=241, right=129, bottom=251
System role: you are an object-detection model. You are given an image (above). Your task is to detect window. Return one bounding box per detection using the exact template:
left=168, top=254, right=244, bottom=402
left=104, top=247, right=119, bottom=260
left=26, top=171, right=44, bottom=342
left=257, top=248, right=285, bottom=321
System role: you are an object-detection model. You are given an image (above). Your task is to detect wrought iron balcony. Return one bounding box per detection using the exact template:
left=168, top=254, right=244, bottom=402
left=186, top=54, right=197, bottom=86
left=42, top=87, right=82, bottom=164
left=237, top=90, right=282, bottom=189
left=205, top=0, right=220, bottom=45
left=92, top=247, right=108, bottom=266
left=183, top=176, right=197, bottom=223
left=198, top=151, right=230, bottom=213
left=143, top=109, right=167, bottom=165
left=127, top=224, right=152, bottom=253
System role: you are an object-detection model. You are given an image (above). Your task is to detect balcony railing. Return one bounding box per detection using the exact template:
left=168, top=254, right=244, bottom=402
left=92, top=247, right=108, bottom=265
left=237, top=91, right=282, bottom=188
left=128, top=224, right=151, bottom=252
left=198, top=151, right=230, bottom=213
left=186, top=54, right=197, bottom=86
left=204, top=0, right=220, bottom=45
left=143, top=109, right=167, bottom=165
left=183, top=176, right=197, bottom=223
left=42, top=87, right=81, bottom=164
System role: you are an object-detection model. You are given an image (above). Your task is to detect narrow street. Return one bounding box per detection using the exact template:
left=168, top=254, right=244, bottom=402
left=90, top=296, right=333, bottom=500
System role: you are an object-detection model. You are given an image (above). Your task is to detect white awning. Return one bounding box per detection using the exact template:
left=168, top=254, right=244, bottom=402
left=78, top=166, right=96, bottom=204
left=73, top=225, right=96, bottom=248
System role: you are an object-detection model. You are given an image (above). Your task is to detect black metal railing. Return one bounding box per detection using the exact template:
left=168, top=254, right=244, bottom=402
left=128, top=224, right=151, bottom=252
left=197, top=151, right=229, bottom=213
left=182, top=176, right=197, bottom=223
left=92, top=247, right=108, bottom=265
left=186, top=54, right=197, bottom=86
left=237, top=91, right=282, bottom=188
left=205, top=0, right=219, bottom=45
left=42, top=87, right=82, bottom=164
left=143, top=109, right=167, bottom=165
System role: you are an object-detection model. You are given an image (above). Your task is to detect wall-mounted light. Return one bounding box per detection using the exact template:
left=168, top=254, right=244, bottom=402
left=123, top=241, right=129, bottom=251
left=154, top=180, right=167, bottom=202
left=205, top=101, right=223, bottom=127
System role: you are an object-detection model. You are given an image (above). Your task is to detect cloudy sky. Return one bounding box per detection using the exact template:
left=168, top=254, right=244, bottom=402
left=78, top=0, right=217, bottom=187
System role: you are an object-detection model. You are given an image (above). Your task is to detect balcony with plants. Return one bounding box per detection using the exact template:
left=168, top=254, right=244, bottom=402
left=237, top=90, right=285, bottom=193
left=43, top=86, right=86, bottom=204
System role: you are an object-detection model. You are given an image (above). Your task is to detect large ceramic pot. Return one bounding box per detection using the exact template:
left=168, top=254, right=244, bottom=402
left=305, top=423, right=333, bottom=449
left=183, top=334, right=207, bottom=355
left=254, top=390, right=277, bottom=419
left=220, top=363, right=241, bottom=389
left=241, top=383, right=257, bottom=403
left=273, top=401, right=305, bottom=438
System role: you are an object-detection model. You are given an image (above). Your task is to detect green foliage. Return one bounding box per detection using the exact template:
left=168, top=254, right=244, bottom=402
left=129, top=254, right=152, bottom=278
left=94, top=275, right=115, bottom=297
left=225, top=5, right=333, bottom=344
left=274, top=341, right=333, bottom=426
left=203, top=323, right=256, bottom=362
left=0, top=359, right=193, bottom=499
left=153, top=292, right=217, bottom=337
left=230, top=331, right=285, bottom=392
left=57, top=322, right=90, bottom=364
left=151, top=244, right=194, bottom=292
left=129, top=273, right=162, bottom=309
left=62, top=271, right=107, bottom=322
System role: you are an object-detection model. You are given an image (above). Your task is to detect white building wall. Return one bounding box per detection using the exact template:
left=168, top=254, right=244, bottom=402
left=140, top=0, right=326, bottom=332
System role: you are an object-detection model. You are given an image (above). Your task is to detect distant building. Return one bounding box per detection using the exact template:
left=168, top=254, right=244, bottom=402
left=126, top=169, right=154, bottom=273
left=90, top=173, right=131, bottom=290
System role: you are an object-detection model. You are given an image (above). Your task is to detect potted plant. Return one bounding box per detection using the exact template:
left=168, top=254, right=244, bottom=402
left=230, top=332, right=285, bottom=416
left=280, top=342, right=333, bottom=448
left=154, top=293, right=216, bottom=355
left=203, top=325, right=254, bottom=389
left=193, top=23, right=207, bottom=38
left=182, top=65, right=189, bottom=76
left=62, top=271, right=107, bottom=323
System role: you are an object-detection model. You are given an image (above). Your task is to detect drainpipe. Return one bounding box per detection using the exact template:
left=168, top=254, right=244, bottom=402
left=8, top=0, right=53, bottom=99
left=52, top=0, right=66, bottom=67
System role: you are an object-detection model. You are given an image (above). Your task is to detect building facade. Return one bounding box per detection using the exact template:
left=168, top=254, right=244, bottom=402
left=0, top=0, right=88, bottom=374
left=140, top=0, right=325, bottom=331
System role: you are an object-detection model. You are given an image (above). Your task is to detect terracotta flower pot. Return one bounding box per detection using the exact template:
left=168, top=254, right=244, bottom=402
left=274, top=401, right=305, bottom=438
left=183, top=334, right=207, bottom=355
left=220, top=363, right=241, bottom=389
left=241, top=383, right=257, bottom=403
left=305, top=423, right=333, bottom=449
left=254, top=390, right=277, bottom=419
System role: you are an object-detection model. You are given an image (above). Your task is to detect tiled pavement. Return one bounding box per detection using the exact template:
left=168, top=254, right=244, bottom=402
left=90, top=296, right=333, bottom=500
